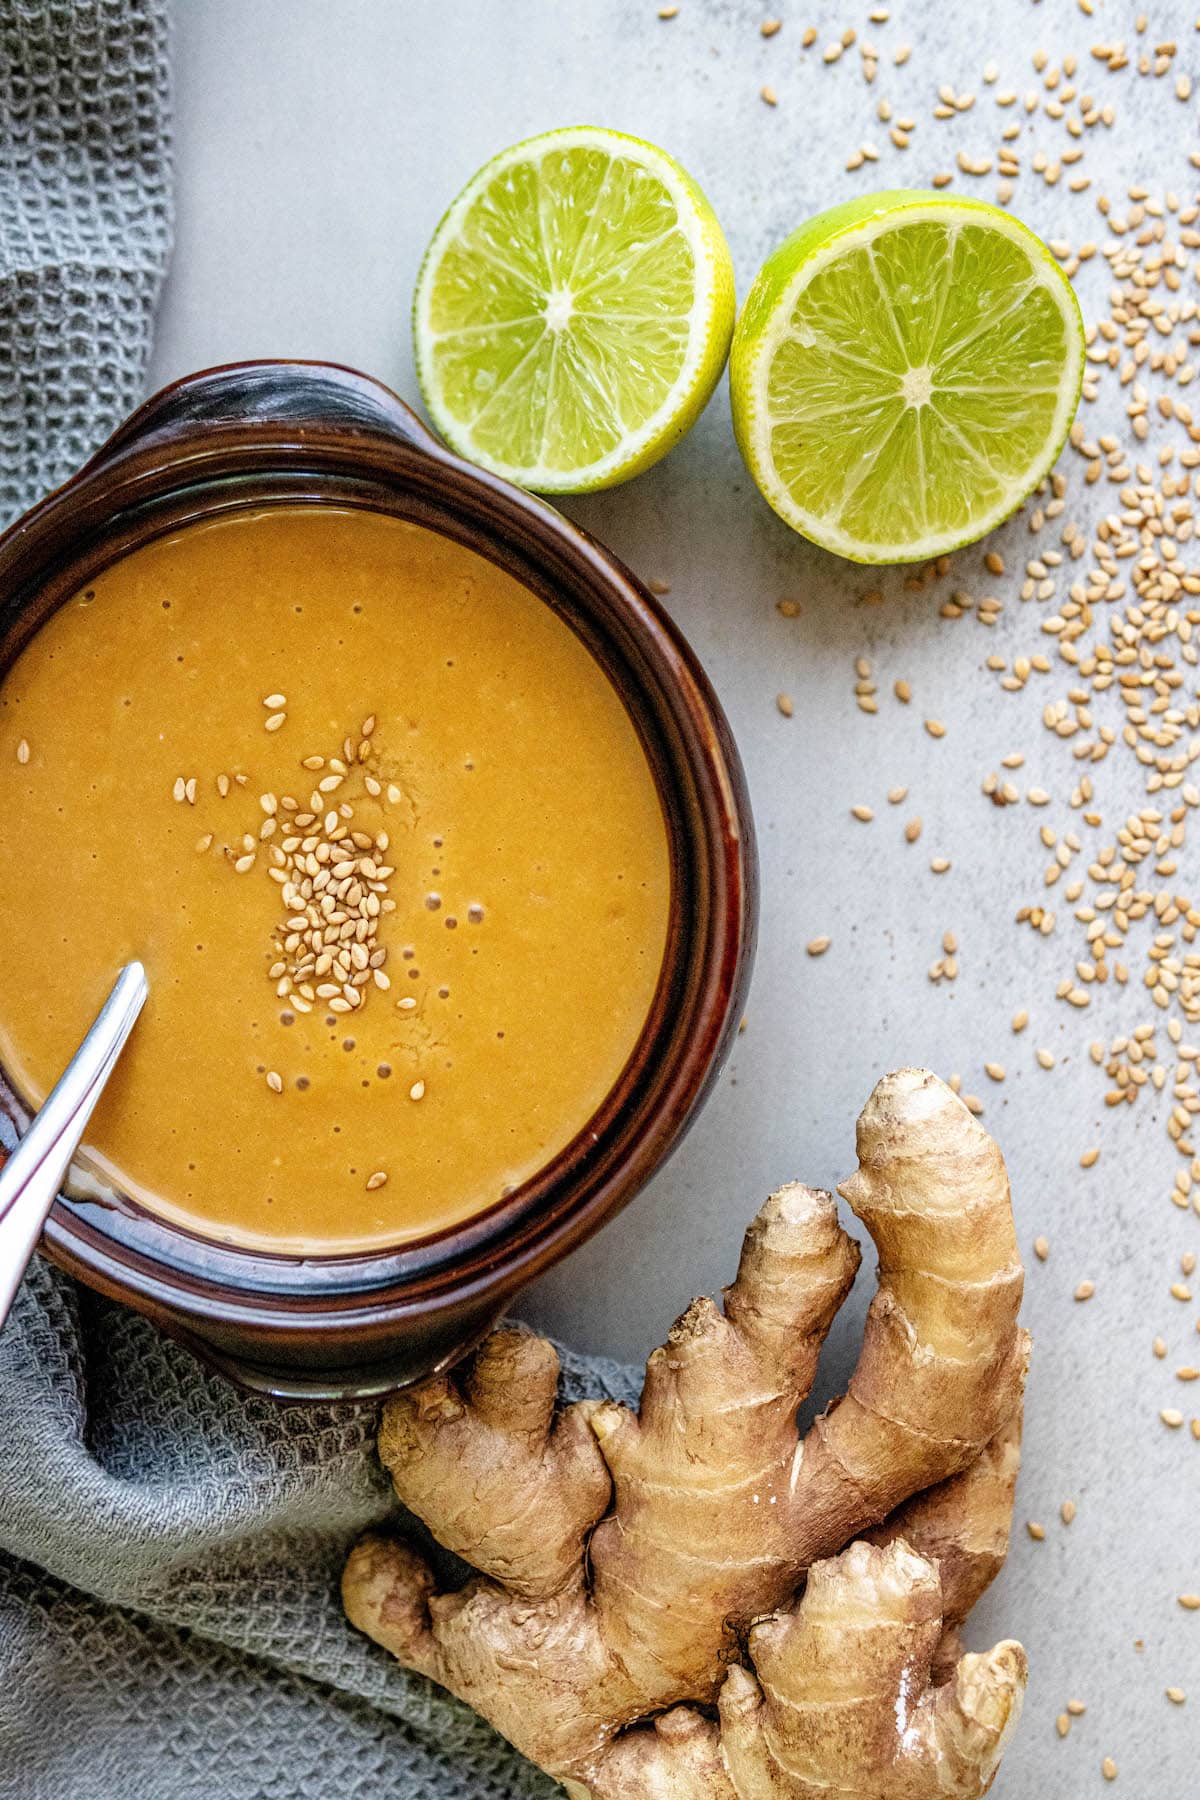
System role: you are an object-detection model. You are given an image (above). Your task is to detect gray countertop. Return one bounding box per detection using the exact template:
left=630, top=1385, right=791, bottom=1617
left=155, top=2, right=1199, bottom=1791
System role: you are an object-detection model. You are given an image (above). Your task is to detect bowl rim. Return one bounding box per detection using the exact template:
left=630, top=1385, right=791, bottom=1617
left=0, top=360, right=757, bottom=1363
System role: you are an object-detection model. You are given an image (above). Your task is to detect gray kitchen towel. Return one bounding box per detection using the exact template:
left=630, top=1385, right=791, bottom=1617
left=0, top=0, right=173, bottom=527
left=0, top=6, right=640, bottom=1797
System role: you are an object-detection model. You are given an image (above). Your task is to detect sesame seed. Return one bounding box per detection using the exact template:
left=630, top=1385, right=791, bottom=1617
left=262, top=693, right=286, bottom=709
left=365, top=1170, right=388, bottom=1190
left=409, top=1080, right=426, bottom=1101
left=15, top=738, right=29, bottom=764
left=851, top=803, right=874, bottom=822
left=265, top=711, right=287, bottom=732
left=806, top=936, right=831, bottom=956
left=1035, top=1236, right=1050, bottom=1261
left=777, top=692, right=794, bottom=717
left=265, top=1070, right=283, bottom=1094
left=1075, top=1280, right=1096, bottom=1301
left=925, top=718, right=947, bottom=738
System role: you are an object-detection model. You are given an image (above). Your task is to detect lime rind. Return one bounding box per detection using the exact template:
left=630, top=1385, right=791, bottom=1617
left=730, top=192, right=1085, bottom=564
left=414, top=126, right=735, bottom=493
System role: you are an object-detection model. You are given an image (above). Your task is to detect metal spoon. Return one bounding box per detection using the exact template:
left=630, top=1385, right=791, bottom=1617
left=0, top=961, right=148, bottom=1328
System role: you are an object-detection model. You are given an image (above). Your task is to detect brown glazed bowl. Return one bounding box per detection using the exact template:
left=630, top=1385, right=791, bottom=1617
left=0, top=361, right=756, bottom=1399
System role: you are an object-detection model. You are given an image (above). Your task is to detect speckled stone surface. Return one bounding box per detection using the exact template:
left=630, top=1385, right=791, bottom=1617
left=152, top=2, right=1199, bottom=1790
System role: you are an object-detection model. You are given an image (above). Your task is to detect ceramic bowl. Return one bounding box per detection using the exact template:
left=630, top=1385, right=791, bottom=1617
left=0, top=361, right=756, bottom=1398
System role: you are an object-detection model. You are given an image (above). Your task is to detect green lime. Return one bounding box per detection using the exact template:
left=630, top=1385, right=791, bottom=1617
left=413, top=127, right=735, bottom=493
left=730, top=191, right=1085, bottom=563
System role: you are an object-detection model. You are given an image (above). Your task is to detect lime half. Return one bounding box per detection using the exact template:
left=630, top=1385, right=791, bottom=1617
left=730, top=191, right=1085, bottom=563
left=413, top=127, right=735, bottom=492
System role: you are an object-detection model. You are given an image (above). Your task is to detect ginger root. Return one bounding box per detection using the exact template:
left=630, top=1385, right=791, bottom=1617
left=344, top=1069, right=1029, bottom=1797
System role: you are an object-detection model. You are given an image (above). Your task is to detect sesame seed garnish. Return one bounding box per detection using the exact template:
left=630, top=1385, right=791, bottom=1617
left=806, top=936, right=831, bottom=957
left=1075, top=1280, right=1096, bottom=1301
left=265, top=1070, right=283, bottom=1094
left=1061, top=1499, right=1077, bottom=1525
left=365, top=1170, right=388, bottom=1191
left=15, top=738, right=29, bottom=764
left=1027, top=1520, right=1046, bottom=1541
left=264, top=711, right=287, bottom=733
left=409, top=1080, right=426, bottom=1102
left=1102, top=1758, right=1118, bottom=1782
left=776, top=692, right=794, bottom=717
left=1035, top=1236, right=1050, bottom=1261
left=262, top=693, right=286, bottom=709
left=851, top=803, right=874, bottom=822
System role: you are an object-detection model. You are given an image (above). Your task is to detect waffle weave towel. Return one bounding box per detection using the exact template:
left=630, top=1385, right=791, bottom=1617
left=0, top=8, right=638, bottom=1794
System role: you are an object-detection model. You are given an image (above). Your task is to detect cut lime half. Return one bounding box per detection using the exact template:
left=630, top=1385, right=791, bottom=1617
left=730, top=191, right=1085, bottom=563
left=413, top=126, right=735, bottom=493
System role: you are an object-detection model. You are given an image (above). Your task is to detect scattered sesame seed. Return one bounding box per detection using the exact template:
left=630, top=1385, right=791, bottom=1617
left=776, top=692, right=794, bottom=717
left=265, top=1070, right=283, bottom=1094
left=806, top=936, right=831, bottom=956
left=1035, top=1236, right=1050, bottom=1261
left=851, top=803, right=874, bottom=822
left=409, top=1079, right=426, bottom=1102
left=365, top=1170, right=388, bottom=1190
left=1075, top=1280, right=1096, bottom=1301
left=15, top=738, right=29, bottom=765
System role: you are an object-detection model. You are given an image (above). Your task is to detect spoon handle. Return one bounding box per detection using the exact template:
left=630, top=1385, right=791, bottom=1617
left=0, top=961, right=148, bottom=1328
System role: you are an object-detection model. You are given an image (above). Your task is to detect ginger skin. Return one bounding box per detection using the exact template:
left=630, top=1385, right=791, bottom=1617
left=344, top=1070, right=1029, bottom=1797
